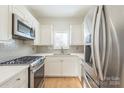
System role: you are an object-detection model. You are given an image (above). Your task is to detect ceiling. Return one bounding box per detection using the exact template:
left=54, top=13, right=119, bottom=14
left=26, top=5, right=95, bottom=19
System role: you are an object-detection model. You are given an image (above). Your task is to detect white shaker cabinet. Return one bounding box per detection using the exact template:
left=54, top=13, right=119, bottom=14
left=12, top=5, right=26, bottom=20
left=70, top=24, right=83, bottom=45
left=0, top=6, right=12, bottom=42
left=62, top=57, right=79, bottom=76
left=0, top=67, right=28, bottom=88
left=40, top=25, right=53, bottom=45
left=12, top=5, right=41, bottom=45
left=0, top=5, right=41, bottom=43
left=12, top=5, right=33, bottom=26
left=45, top=56, right=81, bottom=77
left=45, top=57, right=62, bottom=76
left=33, top=19, right=41, bottom=45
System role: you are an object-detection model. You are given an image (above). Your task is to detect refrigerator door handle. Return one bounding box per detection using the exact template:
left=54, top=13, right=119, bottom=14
left=94, top=6, right=104, bottom=81
left=91, top=6, right=99, bottom=76
left=103, top=7, right=112, bottom=80
left=101, top=11, right=106, bottom=70
left=103, top=25, right=112, bottom=80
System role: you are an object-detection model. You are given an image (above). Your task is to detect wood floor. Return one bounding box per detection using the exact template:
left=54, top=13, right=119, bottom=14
left=43, top=77, right=82, bottom=88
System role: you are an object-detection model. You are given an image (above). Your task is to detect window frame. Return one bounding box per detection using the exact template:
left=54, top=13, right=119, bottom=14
left=53, top=30, right=70, bottom=49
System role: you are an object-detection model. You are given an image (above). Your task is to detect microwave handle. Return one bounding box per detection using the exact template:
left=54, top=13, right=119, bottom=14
left=30, top=28, right=35, bottom=37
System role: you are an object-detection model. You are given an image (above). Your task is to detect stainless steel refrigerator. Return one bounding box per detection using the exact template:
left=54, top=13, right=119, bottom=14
left=83, top=5, right=124, bottom=88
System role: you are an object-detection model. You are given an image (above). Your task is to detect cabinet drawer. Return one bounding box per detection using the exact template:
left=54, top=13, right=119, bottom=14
left=0, top=69, right=28, bottom=88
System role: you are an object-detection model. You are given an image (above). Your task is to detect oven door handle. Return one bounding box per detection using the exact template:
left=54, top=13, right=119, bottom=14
left=31, top=63, right=44, bottom=73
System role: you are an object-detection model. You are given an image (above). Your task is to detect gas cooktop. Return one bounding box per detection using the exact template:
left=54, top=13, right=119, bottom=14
left=0, top=56, right=43, bottom=65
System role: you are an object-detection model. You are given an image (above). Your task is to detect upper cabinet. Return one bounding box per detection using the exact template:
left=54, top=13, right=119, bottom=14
left=0, top=5, right=83, bottom=45
left=12, top=6, right=26, bottom=20
left=0, top=6, right=12, bottom=42
left=70, top=24, right=83, bottom=45
left=12, top=5, right=33, bottom=26
left=12, top=5, right=41, bottom=45
left=0, top=5, right=40, bottom=44
left=33, top=19, right=41, bottom=45
left=38, top=24, right=83, bottom=46
left=40, top=25, right=53, bottom=45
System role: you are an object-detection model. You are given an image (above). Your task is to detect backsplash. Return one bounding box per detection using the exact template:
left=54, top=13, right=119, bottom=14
left=0, top=39, right=84, bottom=63
left=36, top=45, right=84, bottom=53
left=0, top=40, right=36, bottom=62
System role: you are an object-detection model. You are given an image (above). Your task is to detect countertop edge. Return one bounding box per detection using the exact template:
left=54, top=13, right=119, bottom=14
left=0, top=65, right=29, bottom=86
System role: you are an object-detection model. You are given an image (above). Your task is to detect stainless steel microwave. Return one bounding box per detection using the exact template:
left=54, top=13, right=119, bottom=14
left=12, top=14, right=35, bottom=40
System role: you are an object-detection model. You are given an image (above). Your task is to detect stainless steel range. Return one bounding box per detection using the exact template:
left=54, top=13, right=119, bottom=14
left=0, top=56, right=45, bottom=88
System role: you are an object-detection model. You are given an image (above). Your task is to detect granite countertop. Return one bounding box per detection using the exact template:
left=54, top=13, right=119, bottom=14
left=31, top=53, right=54, bottom=57
left=71, top=53, right=84, bottom=59
left=31, top=53, right=84, bottom=59
left=0, top=66, right=29, bottom=86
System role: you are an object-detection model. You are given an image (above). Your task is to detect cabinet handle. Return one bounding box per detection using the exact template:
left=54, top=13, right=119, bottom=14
left=16, top=78, right=21, bottom=81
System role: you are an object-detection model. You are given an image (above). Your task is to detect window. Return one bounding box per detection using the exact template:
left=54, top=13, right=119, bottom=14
left=54, top=32, right=69, bottom=49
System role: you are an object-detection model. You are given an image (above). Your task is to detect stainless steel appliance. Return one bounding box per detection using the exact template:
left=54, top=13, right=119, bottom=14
left=30, top=58, right=45, bottom=88
left=12, top=14, right=35, bottom=40
left=83, top=7, right=99, bottom=88
left=0, top=56, right=45, bottom=88
left=83, top=71, right=99, bottom=88
left=80, top=60, right=98, bottom=88
left=83, top=5, right=124, bottom=88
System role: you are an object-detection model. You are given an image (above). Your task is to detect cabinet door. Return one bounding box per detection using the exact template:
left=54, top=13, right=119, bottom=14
left=70, top=24, right=83, bottom=45
left=62, top=57, right=79, bottom=76
left=0, top=6, right=12, bottom=41
left=12, top=5, right=26, bottom=20
left=33, top=19, right=41, bottom=45
left=0, top=68, right=28, bottom=88
left=45, top=57, right=61, bottom=76
left=40, top=25, right=53, bottom=45
left=12, top=5, right=33, bottom=26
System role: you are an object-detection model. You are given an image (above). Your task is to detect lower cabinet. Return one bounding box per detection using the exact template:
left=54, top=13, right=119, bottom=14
left=45, top=61, right=62, bottom=76
left=62, top=61, right=78, bottom=76
left=0, top=68, right=28, bottom=88
left=45, top=56, right=81, bottom=77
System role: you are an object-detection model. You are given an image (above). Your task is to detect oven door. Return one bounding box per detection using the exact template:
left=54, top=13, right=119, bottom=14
left=30, top=63, right=44, bottom=88
left=34, top=64, right=44, bottom=88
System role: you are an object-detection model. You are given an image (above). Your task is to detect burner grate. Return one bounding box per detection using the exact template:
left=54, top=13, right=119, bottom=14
left=0, top=56, right=43, bottom=65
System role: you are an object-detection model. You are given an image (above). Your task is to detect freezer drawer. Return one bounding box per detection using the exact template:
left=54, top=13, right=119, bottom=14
left=83, top=71, right=99, bottom=88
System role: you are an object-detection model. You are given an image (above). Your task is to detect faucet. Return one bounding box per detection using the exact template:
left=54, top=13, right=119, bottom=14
left=60, top=46, right=64, bottom=54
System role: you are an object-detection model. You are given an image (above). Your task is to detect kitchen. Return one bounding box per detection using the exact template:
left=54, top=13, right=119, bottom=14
left=0, top=5, right=124, bottom=88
